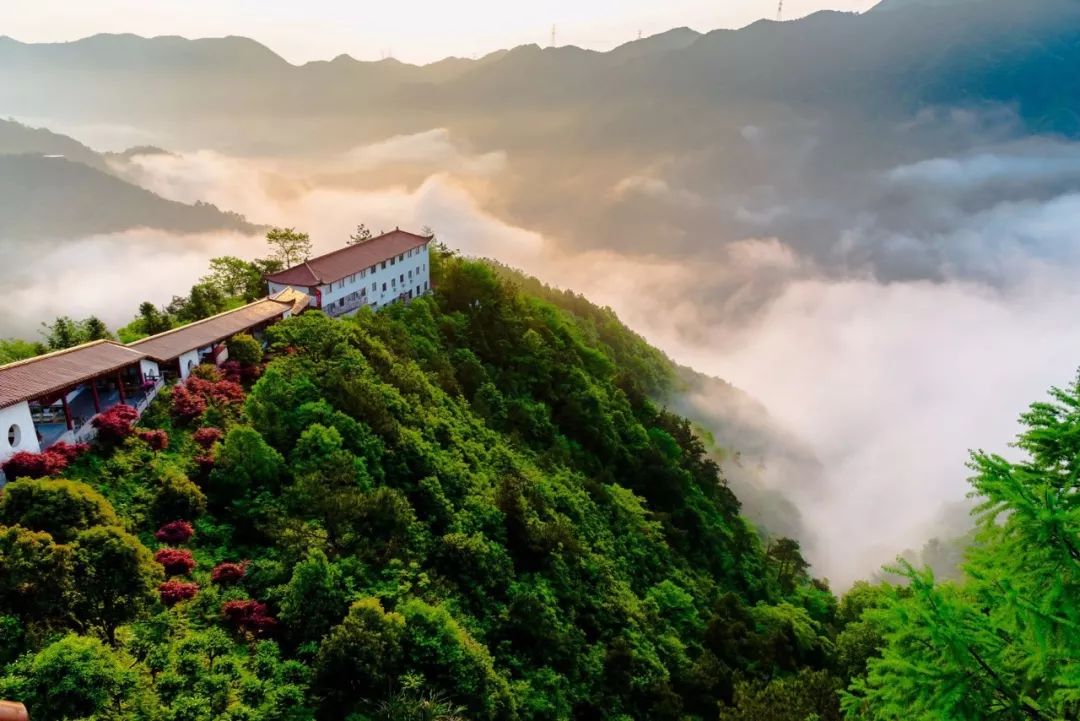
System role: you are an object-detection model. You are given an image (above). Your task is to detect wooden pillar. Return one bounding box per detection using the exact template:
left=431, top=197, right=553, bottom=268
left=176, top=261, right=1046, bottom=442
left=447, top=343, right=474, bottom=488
left=91, top=381, right=101, bottom=413
left=61, top=391, right=73, bottom=431
left=117, top=372, right=126, bottom=404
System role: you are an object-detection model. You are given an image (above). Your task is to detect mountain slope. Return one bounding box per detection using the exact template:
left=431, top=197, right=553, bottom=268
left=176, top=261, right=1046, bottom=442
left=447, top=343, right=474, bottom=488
left=0, top=154, right=257, bottom=239
left=1, top=1, right=1078, bottom=137
left=0, top=118, right=109, bottom=171
left=0, top=251, right=846, bottom=720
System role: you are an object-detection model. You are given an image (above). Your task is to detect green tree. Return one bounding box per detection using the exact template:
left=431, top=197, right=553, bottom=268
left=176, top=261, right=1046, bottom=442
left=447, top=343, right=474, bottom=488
left=208, top=426, right=285, bottom=503
left=0, top=634, right=137, bottom=720
left=278, top=549, right=350, bottom=649
left=719, top=669, right=842, bottom=721
left=0, top=525, right=74, bottom=626
left=71, top=526, right=162, bottom=644
left=845, top=373, right=1080, bottom=720
left=0, top=478, right=120, bottom=543
left=40, top=316, right=84, bottom=350
left=204, top=255, right=266, bottom=299
left=316, top=598, right=406, bottom=712
left=0, top=338, right=45, bottom=364
left=348, top=223, right=374, bottom=245
left=82, top=316, right=113, bottom=341
left=180, top=281, right=229, bottom=322
left=266, top=227, right=312, bottom=268
left=151, top=462, right=207, bottom=523
left=227, top=332, right=264, bottom=367
left=139, top=301, right=173, bottom=335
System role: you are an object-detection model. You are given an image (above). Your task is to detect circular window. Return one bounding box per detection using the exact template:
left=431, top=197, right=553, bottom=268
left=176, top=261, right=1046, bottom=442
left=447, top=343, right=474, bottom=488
left=7, top=423, right=21, bottom=448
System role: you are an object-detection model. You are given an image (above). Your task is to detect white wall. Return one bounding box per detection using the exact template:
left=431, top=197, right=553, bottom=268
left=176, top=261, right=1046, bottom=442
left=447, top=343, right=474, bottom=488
left=178, top=349, right=201, bottom=379
left=320, top=242, right=431, bottom=313
left=140, top=359, right=161, bottom=380
left=0, top=401, right=40, bottom=465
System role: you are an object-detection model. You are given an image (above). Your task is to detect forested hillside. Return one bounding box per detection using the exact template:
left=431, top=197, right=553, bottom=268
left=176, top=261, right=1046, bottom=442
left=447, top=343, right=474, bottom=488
left=0, top=249, right=850, bottom=720
left=0, top=154, right=257, bottom=240
left=2, top=247, right=1077, bottom=719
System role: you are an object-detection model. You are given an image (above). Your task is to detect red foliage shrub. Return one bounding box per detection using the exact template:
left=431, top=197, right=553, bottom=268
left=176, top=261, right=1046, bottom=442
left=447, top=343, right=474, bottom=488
left=155, top=520, right=194, bottom=544
left=193, top=427, right=223, bottom=449
left=221, top=361, right=262, bottom=384
left=187, top=377, right=245, bottom=406
left=222, top=599, right=277, bottom=637
left=211, top=561, right=248, bottom=585
left=194, top=454, right=216, bottom=474
left=219, top=360, right=242, bottom=382
left=49, top=441, right=89, bottom=463
left=137, top=429, right=170, bottom=451
left=159, top=580, right=199, bottom=606
left=1, top=450, right=67, bottom=479
left=92, top=404, right=139, bottom=445
left=154, top=547, right=196, bottom=576
left=171, top=384, right=207, bottom=421
left=171, top=376, right=244, bottom=423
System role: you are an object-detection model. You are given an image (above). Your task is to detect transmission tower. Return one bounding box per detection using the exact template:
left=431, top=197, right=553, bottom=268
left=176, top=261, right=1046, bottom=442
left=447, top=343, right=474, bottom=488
left=777, top=0, right=783, bottom=21
left=551, top=24, right=556, bottom=47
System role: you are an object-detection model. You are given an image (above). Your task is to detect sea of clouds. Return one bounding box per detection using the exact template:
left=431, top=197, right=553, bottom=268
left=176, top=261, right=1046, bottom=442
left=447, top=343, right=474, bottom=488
left=6, top=122, right=1080, bottom=586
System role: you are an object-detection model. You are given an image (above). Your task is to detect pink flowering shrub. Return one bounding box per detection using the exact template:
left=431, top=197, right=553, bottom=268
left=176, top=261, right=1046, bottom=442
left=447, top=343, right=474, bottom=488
left=138, top=429, right=169, bottom=451
left=154, top=547, right=196, bottom=576
left=49, top=441, right=90, bottom=463
left=171, top=384, right=207, bottom=422
left=194, top=454, right=215, bottom=475
left=211, top=561, right=248, bottom=585
left=1, top=450, right=67, bottom=479
left=154, top=520, right=194, bottom=545
left=1, top=441, right=89, bottom=478
left=222, top=599, right=277, bottom=637
left=92, top=404, right=139, bottom=445
left=193, top=427, right=223, bottom=449
left=159, top=580, right=199, bottom=606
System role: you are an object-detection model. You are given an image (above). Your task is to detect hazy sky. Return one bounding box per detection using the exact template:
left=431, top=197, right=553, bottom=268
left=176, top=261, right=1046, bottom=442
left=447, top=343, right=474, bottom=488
left=0, top=0, right=876, bottom=64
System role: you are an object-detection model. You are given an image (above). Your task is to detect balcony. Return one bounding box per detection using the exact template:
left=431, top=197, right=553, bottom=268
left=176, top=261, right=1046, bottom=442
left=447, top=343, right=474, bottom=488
left=324, top=292, right=369, bottom=317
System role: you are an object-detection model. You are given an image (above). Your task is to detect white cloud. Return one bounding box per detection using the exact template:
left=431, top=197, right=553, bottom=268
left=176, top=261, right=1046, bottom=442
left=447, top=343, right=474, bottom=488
left=345, top=129, right=507, bottom=177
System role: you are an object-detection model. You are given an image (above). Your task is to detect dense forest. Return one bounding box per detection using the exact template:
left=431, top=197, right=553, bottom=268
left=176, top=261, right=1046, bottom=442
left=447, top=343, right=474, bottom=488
left=1, top=246, right=1078, bottom=720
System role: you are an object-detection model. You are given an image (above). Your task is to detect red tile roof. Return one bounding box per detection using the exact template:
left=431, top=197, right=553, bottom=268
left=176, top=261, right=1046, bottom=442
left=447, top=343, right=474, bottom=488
left=128, top=289, right=307, bottom=362
left=265, top=228, right=433, bottom=287
left=0, top=340, right=148, bottom=407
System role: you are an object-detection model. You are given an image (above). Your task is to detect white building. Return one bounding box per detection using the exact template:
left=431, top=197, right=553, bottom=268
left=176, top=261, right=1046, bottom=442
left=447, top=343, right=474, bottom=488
left=128, top=288, right=308, bottom=380
left=265, top=228, right=434, bottom=317
left=0, top=288, right=308, bottom=476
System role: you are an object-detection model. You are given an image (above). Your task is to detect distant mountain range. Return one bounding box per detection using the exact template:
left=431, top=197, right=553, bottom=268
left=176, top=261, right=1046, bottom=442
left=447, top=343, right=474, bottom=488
left=1, top=0, right=1077, bottom=271
left=1, top=0, right=1076, bottom=142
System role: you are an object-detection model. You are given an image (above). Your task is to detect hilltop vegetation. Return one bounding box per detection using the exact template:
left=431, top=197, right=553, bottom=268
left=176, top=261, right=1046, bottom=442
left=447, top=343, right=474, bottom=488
left=0, top=248, right=850, bottom=720
left=1, top=247, right=1078, bottom=719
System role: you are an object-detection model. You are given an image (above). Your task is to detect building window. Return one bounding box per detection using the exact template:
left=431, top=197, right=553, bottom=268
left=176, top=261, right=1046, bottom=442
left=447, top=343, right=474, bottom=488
left=381, top=261, right=386, bottom=270
left=372, top=282, right=377, bottom=292
left=6, top=423, right=21, bottom=448
left=400, top=274, right=404, bottom=283
left=424, top=281, right=429, bottom=291
left=392, top=278, right=396, bottom=287
left=370, top=265, right=376, bottom=274
left=408, top=269, right=412, bottom=279
left=382, top=283, right=387, bottom=291
left=390, top=257, right=395, bottom=266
